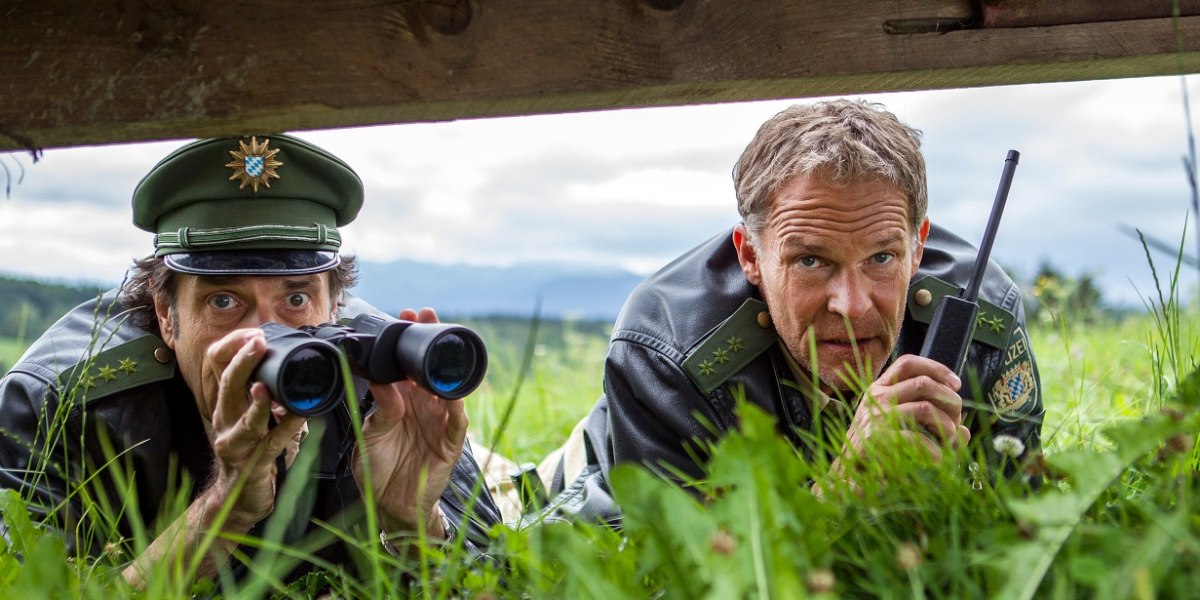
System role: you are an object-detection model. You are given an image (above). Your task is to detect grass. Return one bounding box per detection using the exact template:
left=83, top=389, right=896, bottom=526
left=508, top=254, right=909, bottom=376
left=436, top=297, right=1200, bottom=599
left=0, top=336, right=25, bottom=373
left=0, top=288, right=1197, bottom=598
left=460, top=304, right=1200, bottom=469
left=459, top=316, right=609, bottom=463
left=1033, top=314, right=1195, bottom=452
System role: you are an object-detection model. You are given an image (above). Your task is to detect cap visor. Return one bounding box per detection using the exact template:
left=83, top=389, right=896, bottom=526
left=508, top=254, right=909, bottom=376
left=164, top=250, right=340, bottom=276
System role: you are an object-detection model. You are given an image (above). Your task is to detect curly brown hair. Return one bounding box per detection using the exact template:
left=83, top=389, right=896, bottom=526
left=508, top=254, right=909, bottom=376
left=119, top=255, right=360, bottom=338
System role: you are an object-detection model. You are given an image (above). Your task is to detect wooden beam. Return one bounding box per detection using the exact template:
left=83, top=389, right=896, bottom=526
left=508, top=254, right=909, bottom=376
left=2, top=0, right=1198, bottom=152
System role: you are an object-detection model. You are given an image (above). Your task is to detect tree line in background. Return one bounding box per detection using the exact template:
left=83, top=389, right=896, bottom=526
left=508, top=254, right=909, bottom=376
left=0, top=275, right=108, bottom=356
left=0, top=274, right=615, bottom=376
left=0, top=264, right=1118, bottom=375
left=1023, top=261, right=1108, bottom=325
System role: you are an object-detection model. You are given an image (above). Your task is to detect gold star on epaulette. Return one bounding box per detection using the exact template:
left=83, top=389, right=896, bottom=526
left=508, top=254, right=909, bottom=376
left=712, top=347, right=730, bottom=364
left=699, top=360, right=716, bottom=376
left=726, top=336, right=743, bottom=353
left=97, top=365, right=118, bottom=382
left=977, top=312, right=1005, bottom=333
left=82, top=375, right=97, bottom=389
left=118, top=358, right=138, bottom=374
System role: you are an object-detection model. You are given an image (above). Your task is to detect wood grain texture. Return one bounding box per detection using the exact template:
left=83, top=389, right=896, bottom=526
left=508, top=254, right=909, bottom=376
left=1, top=0, right=1197, bottom=151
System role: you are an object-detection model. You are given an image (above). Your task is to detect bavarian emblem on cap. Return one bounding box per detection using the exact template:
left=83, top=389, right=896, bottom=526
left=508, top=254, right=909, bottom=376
left=225, top=136, right=283, bottom=192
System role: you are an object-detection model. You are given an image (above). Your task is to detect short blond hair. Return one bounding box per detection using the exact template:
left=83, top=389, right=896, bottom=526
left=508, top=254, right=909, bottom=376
left=733, top=99, right=927, bottom=238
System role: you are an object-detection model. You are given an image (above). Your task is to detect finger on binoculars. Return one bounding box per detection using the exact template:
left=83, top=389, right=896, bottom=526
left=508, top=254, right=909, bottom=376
left=213, top=333, right=266, bottom=431
left=397, top=307, right=439, bottom=323
left=364, top=379, right=408, bottom=422
left=242, top=380, right=275, bottom=431
left=206, top=328, right=262, bottom=373
left=445, top=397, right=469, bottom=443
left=272, top=414, right=308, bottom=453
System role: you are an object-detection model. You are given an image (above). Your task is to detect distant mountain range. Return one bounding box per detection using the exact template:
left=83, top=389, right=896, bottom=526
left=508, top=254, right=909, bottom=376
left=354, top=259, right=645, bottom=320
left=1, top=260, right=650, bottom=324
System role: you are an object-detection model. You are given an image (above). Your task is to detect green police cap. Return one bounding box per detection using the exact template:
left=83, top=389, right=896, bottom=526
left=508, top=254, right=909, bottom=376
left=132, top=134, right=363, bottom=275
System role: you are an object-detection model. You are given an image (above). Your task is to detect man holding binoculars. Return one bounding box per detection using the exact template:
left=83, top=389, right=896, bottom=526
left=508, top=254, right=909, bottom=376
left=0, top=134, right=501, bottom=586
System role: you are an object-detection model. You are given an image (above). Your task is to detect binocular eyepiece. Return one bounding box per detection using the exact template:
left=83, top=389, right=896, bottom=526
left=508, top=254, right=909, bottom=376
left=253, top=314, right=488, bottom=417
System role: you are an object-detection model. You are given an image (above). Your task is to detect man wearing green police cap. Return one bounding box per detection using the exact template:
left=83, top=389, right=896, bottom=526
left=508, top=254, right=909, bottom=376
left=0, top=134, right=502, bottom=586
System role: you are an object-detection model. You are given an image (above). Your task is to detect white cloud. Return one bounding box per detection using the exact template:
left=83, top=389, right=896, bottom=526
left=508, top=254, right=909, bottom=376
left=563, top=167, right=728, bottom=208
left=2, top=75, right=1197, bottom=307
left=0, top=199, right=152, bottom=283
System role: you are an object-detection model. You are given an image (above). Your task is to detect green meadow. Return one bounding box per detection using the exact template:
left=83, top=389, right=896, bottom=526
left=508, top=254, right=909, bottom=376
left=0, top=263, right=1197, bottom=598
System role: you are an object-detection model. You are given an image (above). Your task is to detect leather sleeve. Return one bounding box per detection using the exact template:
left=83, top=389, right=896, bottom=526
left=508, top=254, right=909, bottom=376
left=0, top=369, right=84, bottom=552
left=538, top=336, right=731, bottom=526
left=437, top=439, right=504, bottom=555
left=603, top=335, right=729, bottom=485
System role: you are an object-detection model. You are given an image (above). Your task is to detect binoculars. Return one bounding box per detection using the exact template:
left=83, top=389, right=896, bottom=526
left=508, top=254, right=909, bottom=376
left=252, top=314, right=488, bottom=416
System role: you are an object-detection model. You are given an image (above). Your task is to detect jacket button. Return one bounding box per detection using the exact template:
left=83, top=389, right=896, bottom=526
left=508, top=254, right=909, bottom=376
left=756, top=311, right=771, bottom=328
left=914, top=289, right=933, bottom=306
left=154, top=347, right=173, bottom=364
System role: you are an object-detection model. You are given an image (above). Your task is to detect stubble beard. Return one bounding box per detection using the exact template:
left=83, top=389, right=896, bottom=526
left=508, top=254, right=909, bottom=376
left=795, top=321, right=903, bottom=399
left=798, top=350, right=884, bottom=398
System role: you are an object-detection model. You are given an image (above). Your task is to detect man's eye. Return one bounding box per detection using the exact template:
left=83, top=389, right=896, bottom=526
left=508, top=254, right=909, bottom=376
left=797, top=256, right=822, bottom=268
left=208, top=294, right=238, bottom=310
left=872, top=253, right=894, bottom=265
left=286, top=293, right=311, bottom=308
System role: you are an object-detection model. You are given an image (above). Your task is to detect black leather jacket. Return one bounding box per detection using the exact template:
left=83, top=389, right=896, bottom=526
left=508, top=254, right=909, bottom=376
left=0, top=290, right=501, bottom=570
left=547, top=224, right=1045, bottom=523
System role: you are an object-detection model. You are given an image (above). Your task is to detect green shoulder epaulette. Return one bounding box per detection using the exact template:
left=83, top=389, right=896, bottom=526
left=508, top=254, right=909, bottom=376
left=682, top=298, right=777, bottom=394
left=58, top=335, right=177, bottom=406
left=907, top=276, right=1014, bottom=350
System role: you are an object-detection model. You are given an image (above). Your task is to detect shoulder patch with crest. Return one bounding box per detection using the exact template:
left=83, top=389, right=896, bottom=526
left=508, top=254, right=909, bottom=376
left=988, top=324, right=1040, bottom=421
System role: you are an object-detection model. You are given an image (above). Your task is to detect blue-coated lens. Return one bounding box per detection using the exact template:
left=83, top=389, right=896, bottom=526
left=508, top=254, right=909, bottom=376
left=289, top=396, right=323, bottom=411
left=427, top=333, right=476, bottom=394
left=281, top=347, right=338, bottom=413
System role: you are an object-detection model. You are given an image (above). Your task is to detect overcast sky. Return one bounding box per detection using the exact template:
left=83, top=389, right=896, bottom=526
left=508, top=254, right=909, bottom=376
left=1, top=75, right=1198, bottom=307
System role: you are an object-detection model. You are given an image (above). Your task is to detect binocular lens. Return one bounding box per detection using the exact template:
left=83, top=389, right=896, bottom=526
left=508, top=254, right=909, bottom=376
left=426, top=332, right=479, bottom=396
left=279, top=346, right=341, bottom=413
left=258, top=316, right=488, bottom=414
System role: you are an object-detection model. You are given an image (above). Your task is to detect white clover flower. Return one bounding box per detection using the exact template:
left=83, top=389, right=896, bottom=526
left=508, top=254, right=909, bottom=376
left=992, top=434, right=1026, bottom=458
left=807, top=569, right=836, bottom=594
left=895, top=543, right=923, bottom=571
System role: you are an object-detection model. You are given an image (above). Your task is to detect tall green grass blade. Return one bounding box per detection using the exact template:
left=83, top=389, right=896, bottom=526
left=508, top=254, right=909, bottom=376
left=997, top=409, right=1200, bottom=600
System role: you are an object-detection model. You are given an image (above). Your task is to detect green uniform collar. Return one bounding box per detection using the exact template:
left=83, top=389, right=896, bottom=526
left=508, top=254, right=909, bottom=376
left=682, top=298, right=779, bottom=394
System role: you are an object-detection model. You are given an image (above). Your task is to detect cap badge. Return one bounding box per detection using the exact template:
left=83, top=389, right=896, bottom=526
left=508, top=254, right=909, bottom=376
left=225, top=136, right=283, bottom=192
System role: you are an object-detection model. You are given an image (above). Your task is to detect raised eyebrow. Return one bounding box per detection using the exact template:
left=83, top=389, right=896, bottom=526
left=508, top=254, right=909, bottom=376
left=192, top=275, right=249, bottom=291
left=870, top=232, right=911, bottom=251
left=779, top=236, right=830, bottom=256
left=281, top=278, right=320, bottom=291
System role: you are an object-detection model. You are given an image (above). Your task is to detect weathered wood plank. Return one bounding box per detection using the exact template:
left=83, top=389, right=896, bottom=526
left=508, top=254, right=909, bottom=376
left=1, top=0, right=1197, bottom=152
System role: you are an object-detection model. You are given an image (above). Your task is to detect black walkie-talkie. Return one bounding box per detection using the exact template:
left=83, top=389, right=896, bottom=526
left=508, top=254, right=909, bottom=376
left=919, top=150, right=1020, bottom=375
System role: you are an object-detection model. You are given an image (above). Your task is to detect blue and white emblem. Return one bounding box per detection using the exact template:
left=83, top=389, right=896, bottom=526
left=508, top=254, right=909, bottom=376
left=244, top=155, right=265, bottom=178
left=225, top=136, right=283, bottom=192
left=989, top=325, right=1039, bottom=420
